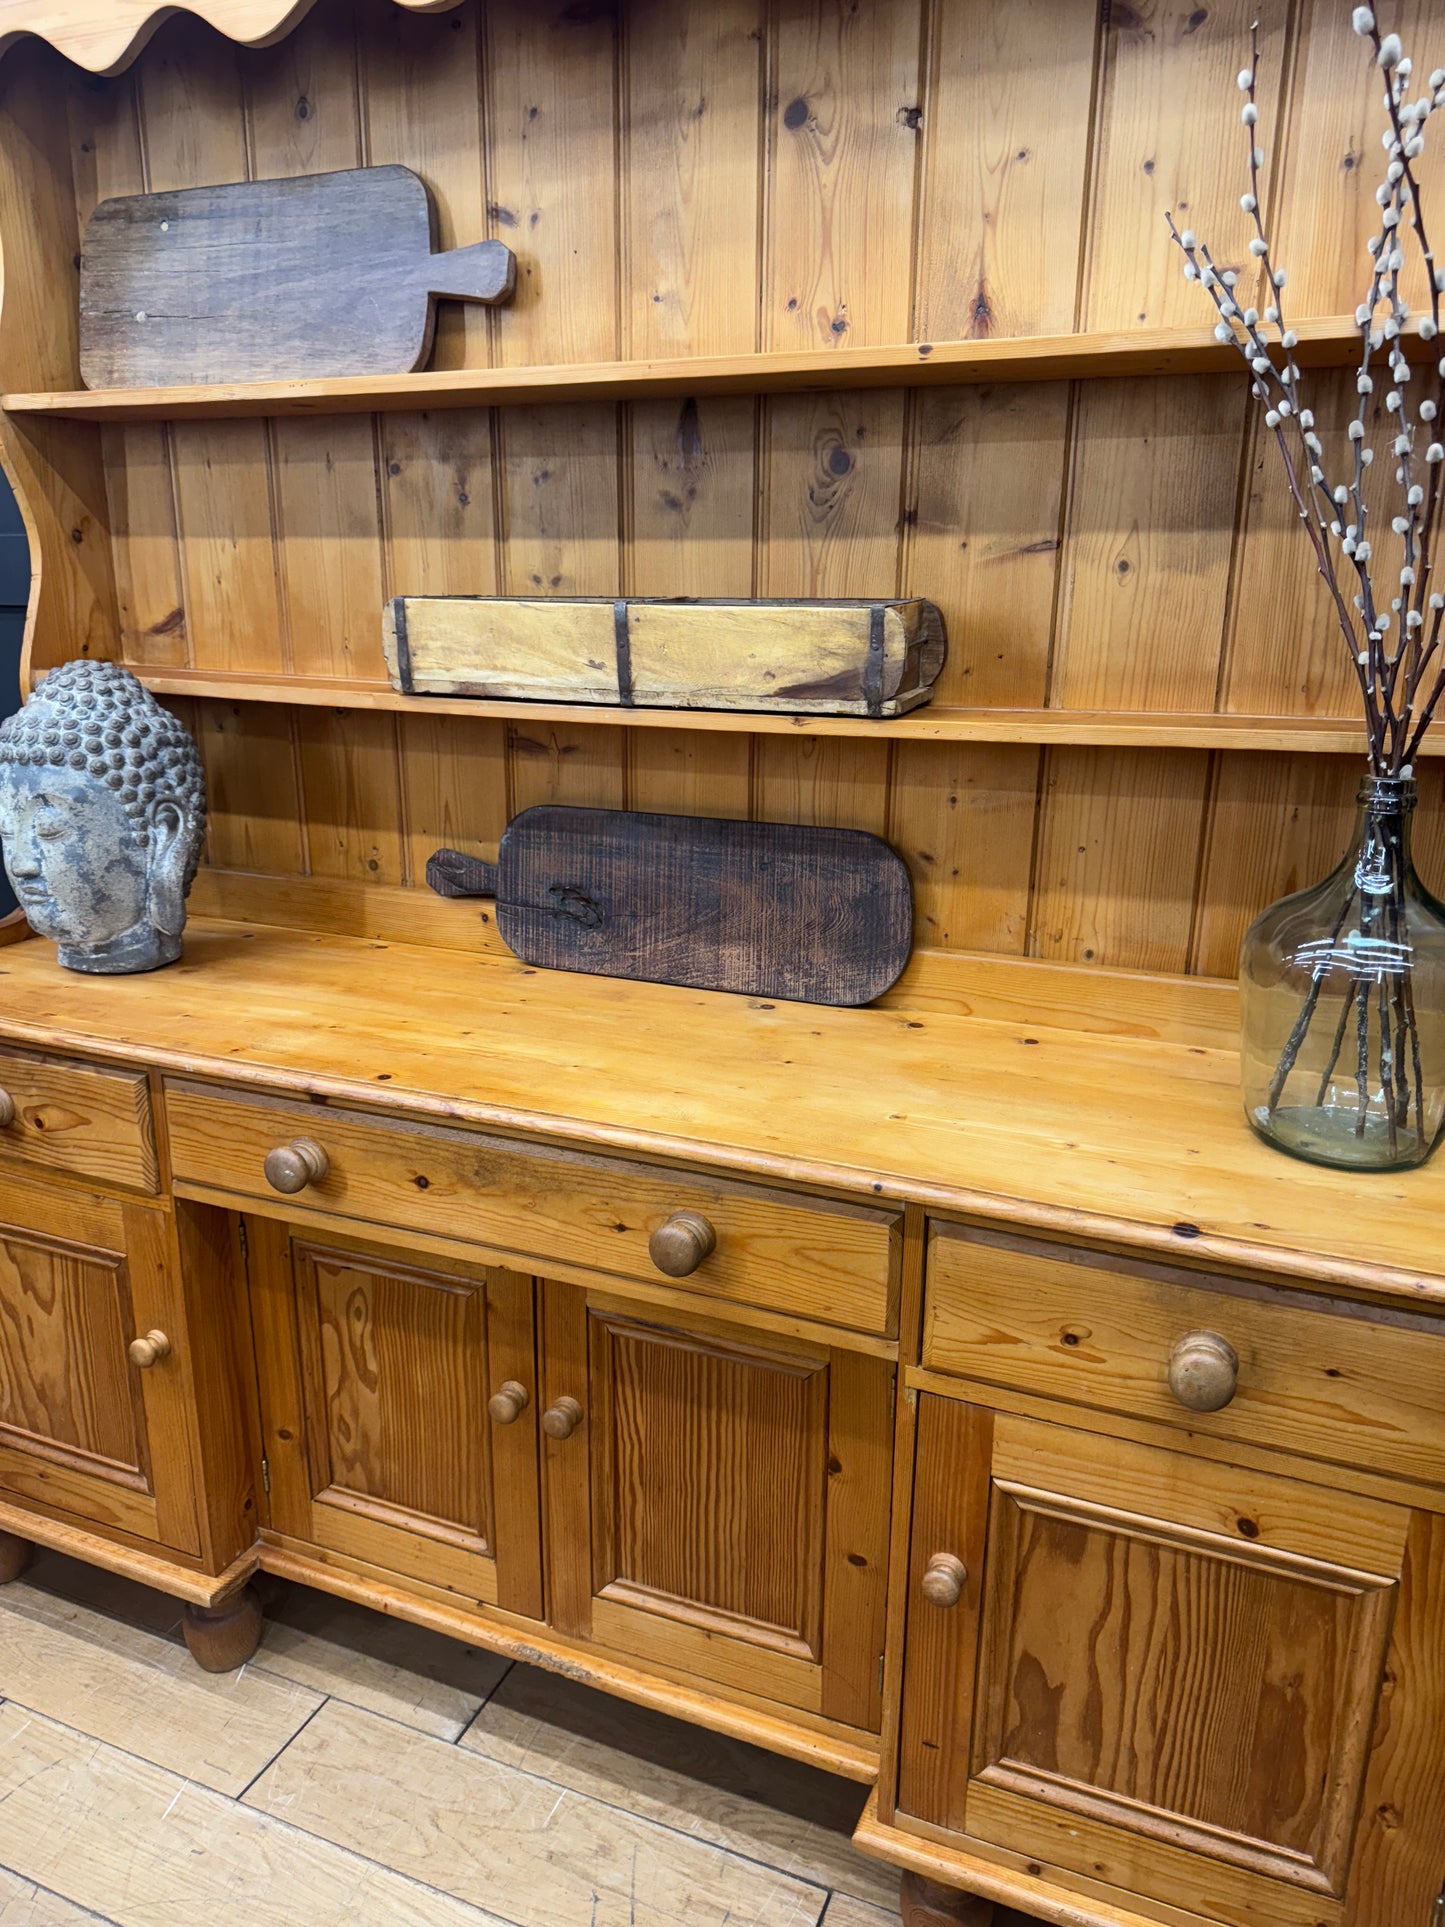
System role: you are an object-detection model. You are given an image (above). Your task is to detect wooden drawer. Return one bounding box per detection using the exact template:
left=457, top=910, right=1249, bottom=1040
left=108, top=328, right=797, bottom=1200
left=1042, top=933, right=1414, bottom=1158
left=0, top=1048, right=156, bottom=1193
left=166, top=1082, right=899, bottom=1336
left=923, top=1221, right=1445, bottom=1488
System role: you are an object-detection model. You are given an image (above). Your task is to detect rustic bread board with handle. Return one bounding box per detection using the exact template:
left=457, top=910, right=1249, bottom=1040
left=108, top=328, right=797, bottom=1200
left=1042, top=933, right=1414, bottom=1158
left=386, top=596, right=947, bottom=718
left=80, top=165, right=516, bottom=388
left=426, top=806, right=913, bottom=1005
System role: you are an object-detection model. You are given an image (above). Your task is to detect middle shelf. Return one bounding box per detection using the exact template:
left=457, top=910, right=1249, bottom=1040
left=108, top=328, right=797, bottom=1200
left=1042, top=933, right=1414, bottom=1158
left=2, top=313, right=1376, bottom=422
left=136, top=668, right=1391, bottom=755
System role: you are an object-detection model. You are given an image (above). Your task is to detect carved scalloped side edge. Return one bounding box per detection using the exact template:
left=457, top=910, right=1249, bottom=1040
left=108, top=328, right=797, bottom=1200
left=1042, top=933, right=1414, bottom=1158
left=0, top=0, right=468, bottom=699
left=0, top=0, right=464, bottom=78
left=0, top=31, right=126, bottom=692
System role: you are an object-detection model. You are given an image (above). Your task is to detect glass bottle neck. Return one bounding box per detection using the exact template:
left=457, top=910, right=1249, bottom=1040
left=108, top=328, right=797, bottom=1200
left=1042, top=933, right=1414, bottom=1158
left=1351, top=775, right=1417, bottom=896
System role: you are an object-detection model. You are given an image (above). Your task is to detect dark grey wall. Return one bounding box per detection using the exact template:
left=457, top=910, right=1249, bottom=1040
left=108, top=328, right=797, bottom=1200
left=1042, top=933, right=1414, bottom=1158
left=0, top=478, right=28, bottom=917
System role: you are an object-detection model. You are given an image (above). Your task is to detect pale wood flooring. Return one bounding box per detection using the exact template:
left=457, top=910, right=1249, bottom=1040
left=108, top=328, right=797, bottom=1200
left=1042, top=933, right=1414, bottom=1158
left=0, top=1552, right=1042, bottom=1927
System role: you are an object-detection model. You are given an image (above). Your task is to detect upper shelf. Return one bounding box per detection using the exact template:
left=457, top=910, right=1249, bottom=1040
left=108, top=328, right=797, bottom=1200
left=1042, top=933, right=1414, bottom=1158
left=136, top=668, right=1398, bottom=755
left=1, top=314, right=1378, bottom=422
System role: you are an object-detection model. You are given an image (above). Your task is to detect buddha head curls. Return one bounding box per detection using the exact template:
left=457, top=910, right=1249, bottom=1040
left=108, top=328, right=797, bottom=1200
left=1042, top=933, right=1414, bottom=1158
left=0, top=660, right=205, bottom=875
left=0, top=660, right=207, bottom=974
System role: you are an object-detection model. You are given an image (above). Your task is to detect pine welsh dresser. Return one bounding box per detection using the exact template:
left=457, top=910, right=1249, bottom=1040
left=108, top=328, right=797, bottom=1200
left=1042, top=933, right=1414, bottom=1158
left=0, top=4, right=1442, bottom=1924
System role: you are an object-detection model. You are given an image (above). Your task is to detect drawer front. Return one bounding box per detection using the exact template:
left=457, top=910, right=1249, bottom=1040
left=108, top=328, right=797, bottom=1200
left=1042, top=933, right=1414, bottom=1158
left=924, top=1223, right=1445, bottom=1486
left=0, top=1049, right=156, bottom=1193
left=167, top=1083, right=898, bottom=1335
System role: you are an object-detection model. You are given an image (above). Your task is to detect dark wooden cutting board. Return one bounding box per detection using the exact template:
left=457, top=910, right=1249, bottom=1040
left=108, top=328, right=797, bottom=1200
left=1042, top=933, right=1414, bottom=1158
left=426, top=806, right=913, bottom=1006
left=80, top=165, right=516, bottom=388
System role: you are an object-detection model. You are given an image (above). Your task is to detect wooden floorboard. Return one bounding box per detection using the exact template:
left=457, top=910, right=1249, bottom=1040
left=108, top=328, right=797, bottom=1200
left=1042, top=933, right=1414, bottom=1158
left=0, top=1579, right=322, bottom=1795
left=243, top=1696, right=828, bottom=1926
left=0, top=1868, right=116, bottom=1927
left=0, top=1704, right=505, bottom=1927
left=460, top=1661, right=898, bottom=1909
left=250, top=1579, right=511, bottom=1741
left=0, top=1554, right=1063, bottom=1927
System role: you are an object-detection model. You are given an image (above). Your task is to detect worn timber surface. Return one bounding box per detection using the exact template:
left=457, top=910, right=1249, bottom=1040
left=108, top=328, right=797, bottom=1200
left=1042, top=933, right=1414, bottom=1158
left=430, top=806, right=913, bottom=1005
left=80, top=166, right=515, bottom=387
left=385, top=597, right=947, bottom=718
left=3, top=920, right=1445, bottom=1300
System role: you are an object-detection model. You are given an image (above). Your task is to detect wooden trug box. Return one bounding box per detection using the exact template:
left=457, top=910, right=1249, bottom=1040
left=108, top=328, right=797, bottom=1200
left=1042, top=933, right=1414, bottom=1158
left=383, top=595, right=947, bottom=717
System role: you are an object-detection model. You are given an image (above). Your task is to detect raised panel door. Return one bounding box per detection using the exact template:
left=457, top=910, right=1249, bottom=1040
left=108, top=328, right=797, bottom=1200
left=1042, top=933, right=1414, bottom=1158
left=591, top=1311, right=828, bottom=1659
left=542, top=1283, right=892, bottom=1730
left=0, top=1178, right=197, bottom=1550
left=897, top=1395, right=1409, bottom=1927
left=248, top=1219, right=542, bottom=1617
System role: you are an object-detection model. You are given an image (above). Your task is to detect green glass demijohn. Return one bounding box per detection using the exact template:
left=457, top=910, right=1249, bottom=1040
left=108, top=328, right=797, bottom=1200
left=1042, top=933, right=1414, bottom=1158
left=1240, top=774, right=1445, bottom=1170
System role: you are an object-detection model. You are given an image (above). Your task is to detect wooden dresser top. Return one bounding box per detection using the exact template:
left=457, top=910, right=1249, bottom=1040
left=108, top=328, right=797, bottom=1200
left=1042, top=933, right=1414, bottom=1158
left=0, top=918, right=1439, bottom=1308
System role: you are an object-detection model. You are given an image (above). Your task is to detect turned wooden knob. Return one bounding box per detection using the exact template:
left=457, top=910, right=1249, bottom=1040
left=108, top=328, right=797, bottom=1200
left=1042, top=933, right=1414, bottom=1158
left=0, top=1089, right=13, bottom=1129
left=263, top=1137, right=329, bottom=1194
left=128, top=1329, right=171, bottom=1369
left=921, top=1552, right=968, bottom=1608
left=542, top=1395, right=584, bottom=1440
left=488, top=1380, right=529, bottom=1425
left=648, top=1210, right=716, bottom=1277
left=1168, top=1330, right=1240, bottom=1412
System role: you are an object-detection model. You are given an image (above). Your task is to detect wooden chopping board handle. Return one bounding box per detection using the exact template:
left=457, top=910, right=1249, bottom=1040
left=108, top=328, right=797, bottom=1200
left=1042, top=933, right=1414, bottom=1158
left=426, top=849, right=500, bottom=898
left=416, top=239, right=516, bottom=305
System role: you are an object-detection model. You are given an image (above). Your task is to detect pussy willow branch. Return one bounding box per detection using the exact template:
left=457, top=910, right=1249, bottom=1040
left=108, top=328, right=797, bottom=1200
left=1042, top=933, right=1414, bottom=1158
left=1372, top=17, right=1445, bottom=744
left=1168, top=14, right=1440, bottom=1151
left=1238, top=27, right=1386, bottom=685
left=1167, top=212, right=1380, bottom=747
left=1242, top=23, right=1393, bottom=727
left=1167, top=12, right=1445, bottom=776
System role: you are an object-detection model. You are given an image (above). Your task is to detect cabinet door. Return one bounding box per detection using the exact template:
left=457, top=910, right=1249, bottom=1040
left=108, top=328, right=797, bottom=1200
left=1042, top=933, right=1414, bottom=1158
left=897, top=1396, right=1408, bottom=1927
left=0, top=1178, right=198, bottom=1551
left=542, top=1282, right=892, bottom=1730
left=247, top=1219, right=542, bottom=1618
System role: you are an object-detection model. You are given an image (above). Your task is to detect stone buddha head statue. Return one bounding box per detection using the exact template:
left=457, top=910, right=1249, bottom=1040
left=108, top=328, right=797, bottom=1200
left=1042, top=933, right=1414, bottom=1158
left=0, top=660, right=206, bottom=974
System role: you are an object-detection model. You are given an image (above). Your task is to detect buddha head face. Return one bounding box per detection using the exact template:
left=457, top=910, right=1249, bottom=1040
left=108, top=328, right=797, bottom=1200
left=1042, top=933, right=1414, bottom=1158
left=0, top=660, right=206, bottom=974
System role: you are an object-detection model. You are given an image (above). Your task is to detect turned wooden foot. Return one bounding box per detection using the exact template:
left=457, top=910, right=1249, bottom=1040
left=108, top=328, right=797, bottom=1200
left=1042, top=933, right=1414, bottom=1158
left=182, top=1581, right=263, bottom=1672
left=0, top=1531, right=33, bottom=1584
left=900, top=1872, right=995, bottom=1926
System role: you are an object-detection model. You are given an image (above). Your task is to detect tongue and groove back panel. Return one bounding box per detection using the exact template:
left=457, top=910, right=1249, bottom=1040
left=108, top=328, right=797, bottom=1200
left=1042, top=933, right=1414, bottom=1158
left=5, top=0, right=1445, bottom=986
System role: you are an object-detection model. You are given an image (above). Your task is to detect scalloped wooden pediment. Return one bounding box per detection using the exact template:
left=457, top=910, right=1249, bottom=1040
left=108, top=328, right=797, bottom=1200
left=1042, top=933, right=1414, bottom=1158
left=0, top=0, right=462, bottom=76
